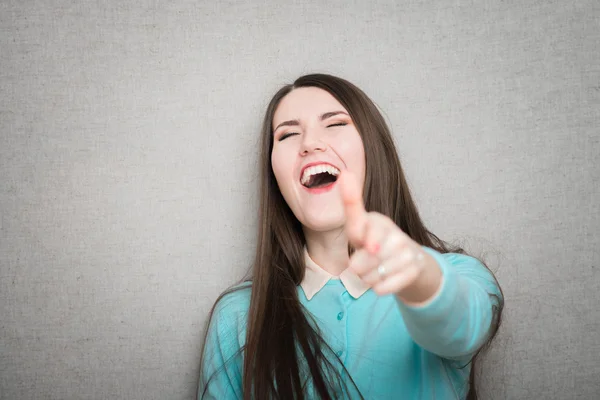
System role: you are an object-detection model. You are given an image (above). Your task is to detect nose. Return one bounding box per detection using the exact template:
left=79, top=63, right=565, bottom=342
left=300, top=128, right=327, bottom=155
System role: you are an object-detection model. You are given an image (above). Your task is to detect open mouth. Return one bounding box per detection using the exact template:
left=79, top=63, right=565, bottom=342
left=300, top=164, right=340, bottom=189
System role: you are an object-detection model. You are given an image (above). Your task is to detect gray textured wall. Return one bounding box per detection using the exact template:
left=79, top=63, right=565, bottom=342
left=1, top=1, right=599, bottom=399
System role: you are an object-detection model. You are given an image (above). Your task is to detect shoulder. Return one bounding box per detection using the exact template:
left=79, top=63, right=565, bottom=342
left=425, top=248, right=502, bottom=299
left=202, top=282, right=252, bottom=364
left=200, top=282, right=252, bottom=397
left=428, top=249, right=490, bottom=276
left=210, top=281, right=252, bottom=332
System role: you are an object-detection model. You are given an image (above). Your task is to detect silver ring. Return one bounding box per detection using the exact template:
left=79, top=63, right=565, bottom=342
left=377, top=265, right=387, bottom=280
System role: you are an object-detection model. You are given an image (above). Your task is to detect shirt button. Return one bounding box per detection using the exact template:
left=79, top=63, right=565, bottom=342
left=336, top=350, right=343, bottom=357
left=337, top=311, right=344, bottom=320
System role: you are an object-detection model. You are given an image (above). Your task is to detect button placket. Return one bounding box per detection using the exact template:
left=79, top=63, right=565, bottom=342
left=335, top=291, right=350, bottom=359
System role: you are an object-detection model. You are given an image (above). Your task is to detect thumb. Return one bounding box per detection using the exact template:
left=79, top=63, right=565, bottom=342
left=338, top=171, right=367, bottom=246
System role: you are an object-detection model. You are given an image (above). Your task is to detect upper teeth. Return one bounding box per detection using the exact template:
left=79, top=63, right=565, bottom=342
left=301, top=164, right=340, bottom=185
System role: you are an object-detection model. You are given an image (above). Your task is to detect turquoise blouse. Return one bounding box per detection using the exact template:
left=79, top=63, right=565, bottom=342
left=198, top=247, right=502, bottom=399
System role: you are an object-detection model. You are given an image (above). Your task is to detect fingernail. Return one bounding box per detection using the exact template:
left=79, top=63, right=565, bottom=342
left=369, top=243, right=380, bottom=254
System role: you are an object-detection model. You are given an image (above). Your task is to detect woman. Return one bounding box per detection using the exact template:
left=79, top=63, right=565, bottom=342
left=198, top=74, right=503, bottom=399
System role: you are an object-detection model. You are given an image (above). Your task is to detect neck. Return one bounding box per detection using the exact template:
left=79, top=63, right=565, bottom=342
left=303, top=227, right=350, bottom=276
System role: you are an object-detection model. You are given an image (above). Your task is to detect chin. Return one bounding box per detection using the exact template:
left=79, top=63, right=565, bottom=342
left=300, top=213, right=345, bottom=233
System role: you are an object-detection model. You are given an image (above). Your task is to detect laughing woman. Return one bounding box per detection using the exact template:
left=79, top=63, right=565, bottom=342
left=197, top=74, right=503, bottom=399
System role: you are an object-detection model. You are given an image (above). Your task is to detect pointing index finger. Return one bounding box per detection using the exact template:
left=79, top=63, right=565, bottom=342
left=338, top=171, right=367, bottom=245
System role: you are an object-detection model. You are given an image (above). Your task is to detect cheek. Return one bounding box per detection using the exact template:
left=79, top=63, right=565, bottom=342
left=270, top=150, right=293, bottom=190
left=338, top=132, right=366, bottom=170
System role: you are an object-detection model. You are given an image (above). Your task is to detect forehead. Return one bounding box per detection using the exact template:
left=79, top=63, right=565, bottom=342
left=272, top=87, right=347, bottom=128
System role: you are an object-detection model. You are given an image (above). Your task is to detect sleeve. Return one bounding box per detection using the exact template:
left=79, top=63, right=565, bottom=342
left=396, top=247, right=503, bottom=360
left=197, top=297, right=245, bottom=400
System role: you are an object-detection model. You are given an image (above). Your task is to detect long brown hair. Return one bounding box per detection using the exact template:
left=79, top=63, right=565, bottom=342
left=199, top=73, right=503, bottom=399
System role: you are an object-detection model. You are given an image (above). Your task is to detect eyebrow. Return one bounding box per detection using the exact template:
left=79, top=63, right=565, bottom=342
left=273, top=111, right=349, bottom=133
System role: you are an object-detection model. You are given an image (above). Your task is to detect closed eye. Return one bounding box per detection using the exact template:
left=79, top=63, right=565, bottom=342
left=279, top=122, right=346, bottom=141
left=278, top=132, right=299, bottom=141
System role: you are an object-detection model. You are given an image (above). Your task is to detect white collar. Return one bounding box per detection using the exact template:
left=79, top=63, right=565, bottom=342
left=300, top=248, right=370, bottom=300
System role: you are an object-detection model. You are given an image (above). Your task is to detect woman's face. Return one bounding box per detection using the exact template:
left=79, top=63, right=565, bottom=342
left=271, top=87, right=366, bottom=233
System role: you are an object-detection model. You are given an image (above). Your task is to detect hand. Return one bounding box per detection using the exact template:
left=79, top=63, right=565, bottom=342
left=338, top=171, right=442, bottom=302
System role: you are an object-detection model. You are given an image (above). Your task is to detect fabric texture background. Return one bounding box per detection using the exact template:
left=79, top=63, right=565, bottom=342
left=1, top=0, right=599, bottom=399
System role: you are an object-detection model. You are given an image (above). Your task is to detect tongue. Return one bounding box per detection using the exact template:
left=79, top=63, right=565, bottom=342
left=308, top=173, right=336, bottom=188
